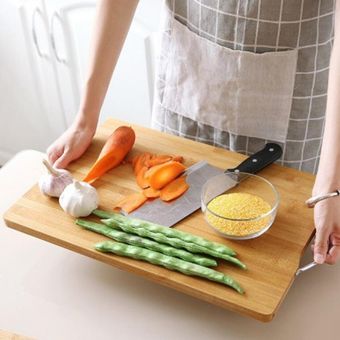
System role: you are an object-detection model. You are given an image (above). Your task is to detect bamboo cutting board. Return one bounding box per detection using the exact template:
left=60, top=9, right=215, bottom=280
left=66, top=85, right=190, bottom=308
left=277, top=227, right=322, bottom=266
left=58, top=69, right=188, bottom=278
left=3, top=119, right=315, bottom=322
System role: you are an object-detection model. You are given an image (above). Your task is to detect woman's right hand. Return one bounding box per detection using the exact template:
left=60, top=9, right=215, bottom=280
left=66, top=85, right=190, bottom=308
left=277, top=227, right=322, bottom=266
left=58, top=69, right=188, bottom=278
left=47, top=118, right=96, bottom=169
left=46, top=0, right=138, bottom=169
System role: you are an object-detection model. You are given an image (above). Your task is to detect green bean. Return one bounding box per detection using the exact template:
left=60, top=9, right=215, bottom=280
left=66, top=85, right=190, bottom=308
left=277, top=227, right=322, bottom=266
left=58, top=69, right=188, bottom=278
left=92, top=209, right=236, bottom=256
left=95, top=241, right=244, bottom=294
left=76, top=219, right=217, bottom=267
left=102, top=218, right=246, bottom=270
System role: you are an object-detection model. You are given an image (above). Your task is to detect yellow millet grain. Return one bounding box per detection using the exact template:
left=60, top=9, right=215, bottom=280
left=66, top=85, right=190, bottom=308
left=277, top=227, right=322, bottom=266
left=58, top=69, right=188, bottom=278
left=206, top=193, right=272, bottom=236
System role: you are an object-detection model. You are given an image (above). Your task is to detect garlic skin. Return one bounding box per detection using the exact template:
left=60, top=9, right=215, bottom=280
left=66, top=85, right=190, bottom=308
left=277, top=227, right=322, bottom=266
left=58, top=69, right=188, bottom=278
left=59, top=181, right=98, bottom=217
left=39, top=159, right=73, bottom=197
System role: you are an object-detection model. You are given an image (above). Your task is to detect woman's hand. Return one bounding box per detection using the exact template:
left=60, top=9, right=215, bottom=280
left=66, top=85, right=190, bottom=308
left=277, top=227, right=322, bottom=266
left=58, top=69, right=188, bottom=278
left=312, top=0, right=340, bottom=265
left=46, top=0, right=138, bottom=169
left=47, top=118, right=96, bottom=169
left=45, top=0, right=138, bottom=169
left=312, top=184, right=340, bottom=265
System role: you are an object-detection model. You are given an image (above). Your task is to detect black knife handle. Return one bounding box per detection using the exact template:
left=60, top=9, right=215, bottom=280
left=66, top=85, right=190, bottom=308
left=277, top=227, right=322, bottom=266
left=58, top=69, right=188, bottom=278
left=226, top=143, right=283, bottom=174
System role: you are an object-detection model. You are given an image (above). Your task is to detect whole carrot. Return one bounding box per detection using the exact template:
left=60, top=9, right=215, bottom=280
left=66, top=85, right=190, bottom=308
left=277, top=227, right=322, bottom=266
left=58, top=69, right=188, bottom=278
left=83, top=126, right=135, bottom=183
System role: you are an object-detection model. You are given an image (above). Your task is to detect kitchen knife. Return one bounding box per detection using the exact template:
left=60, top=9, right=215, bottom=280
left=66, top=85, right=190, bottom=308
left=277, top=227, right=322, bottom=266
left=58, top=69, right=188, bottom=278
left=128, top=143, right=283, bottom=227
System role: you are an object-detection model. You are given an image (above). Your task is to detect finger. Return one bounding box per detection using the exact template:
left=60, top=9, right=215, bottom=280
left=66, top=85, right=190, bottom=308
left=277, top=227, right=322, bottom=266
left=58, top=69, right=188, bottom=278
left=325, top=246, right=340, bottom=265
left=330, top=233, right=340, bottom=247
left=54, top=149, right=73, bottom=169
left=310, top=243, right=314, bottom=252
left=313, top=228, right=330, bottom=264
left=47, top=146, right=63, bottom=166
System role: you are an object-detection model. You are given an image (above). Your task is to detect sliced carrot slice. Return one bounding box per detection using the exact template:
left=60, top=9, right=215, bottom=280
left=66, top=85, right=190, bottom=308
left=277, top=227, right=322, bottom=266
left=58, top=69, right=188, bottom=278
left=130, top=153, right=141, bottom=167
left=149, top=161, right=186, bottom=190
left=136, top=166, right=150, bottom=189
left=144, top=162, right=167, bottom=180
left=133, top=155, right=144, bottom=175
left=143, top=187, right=161, bottom=198
left=134, top=152, right=152, bottom=175
left=134, top=153, right=145, bottom=175
left=113, top=193, right=148, bottom=213
left=172, top=155, right=184, bottom=163
left=146, top=155, right=172, bottom=167
left=143, top=153, right=152, bottom=167
left=160, top=176, right=189, bottom=202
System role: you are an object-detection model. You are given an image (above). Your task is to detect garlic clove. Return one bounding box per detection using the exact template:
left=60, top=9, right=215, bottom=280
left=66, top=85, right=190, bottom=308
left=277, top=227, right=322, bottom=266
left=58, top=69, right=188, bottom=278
left=59, top=180, right=99, bottom=217
left=39, top=159, right=73, bottom=198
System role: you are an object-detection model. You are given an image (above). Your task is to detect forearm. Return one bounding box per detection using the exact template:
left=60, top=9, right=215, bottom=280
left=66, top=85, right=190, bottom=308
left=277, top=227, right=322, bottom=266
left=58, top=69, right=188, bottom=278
left=76, top=0, right=139, bottom=128
left=314, top=1, right=340, bottom=191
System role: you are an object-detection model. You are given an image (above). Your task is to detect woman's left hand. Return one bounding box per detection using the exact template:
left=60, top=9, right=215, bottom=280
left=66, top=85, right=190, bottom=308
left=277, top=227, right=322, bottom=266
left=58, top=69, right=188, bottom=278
left=312, top=197, right=340, bottom=264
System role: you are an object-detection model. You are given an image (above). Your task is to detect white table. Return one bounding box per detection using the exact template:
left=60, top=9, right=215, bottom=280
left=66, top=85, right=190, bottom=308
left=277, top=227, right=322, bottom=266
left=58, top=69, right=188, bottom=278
left=1, top=151, right=339, bottom=340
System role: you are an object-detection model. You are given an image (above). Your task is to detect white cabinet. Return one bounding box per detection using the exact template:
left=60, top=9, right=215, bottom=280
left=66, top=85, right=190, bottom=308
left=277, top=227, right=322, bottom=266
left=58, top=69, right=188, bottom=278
left=0, top=0, right=162, bottom=165
left=18, top=0, right=66, bottom=135
left=43, top=1, right=97, bottom=128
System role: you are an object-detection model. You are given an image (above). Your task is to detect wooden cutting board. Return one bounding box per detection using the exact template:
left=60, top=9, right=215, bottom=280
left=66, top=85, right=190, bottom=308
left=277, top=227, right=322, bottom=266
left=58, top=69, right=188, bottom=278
left=3, top=119, right=315, bottom=322
left=0, top=329, right=35, bottom=340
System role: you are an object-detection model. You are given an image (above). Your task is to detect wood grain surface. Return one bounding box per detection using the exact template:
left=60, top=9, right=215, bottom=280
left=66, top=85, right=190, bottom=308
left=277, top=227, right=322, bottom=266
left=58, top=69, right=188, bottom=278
left=3, top=119, right=315, bottom=322
left=0, top=329, right=35, bottom=340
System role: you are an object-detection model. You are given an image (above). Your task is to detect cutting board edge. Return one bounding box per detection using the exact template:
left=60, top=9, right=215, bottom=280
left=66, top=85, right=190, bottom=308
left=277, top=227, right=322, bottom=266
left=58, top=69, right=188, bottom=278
left=3, top=207, right=278, bottom=323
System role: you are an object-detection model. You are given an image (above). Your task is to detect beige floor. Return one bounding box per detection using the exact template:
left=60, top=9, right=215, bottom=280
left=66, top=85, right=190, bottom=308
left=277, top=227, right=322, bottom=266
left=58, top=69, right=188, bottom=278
left=1, top=150, right=340, bottom=340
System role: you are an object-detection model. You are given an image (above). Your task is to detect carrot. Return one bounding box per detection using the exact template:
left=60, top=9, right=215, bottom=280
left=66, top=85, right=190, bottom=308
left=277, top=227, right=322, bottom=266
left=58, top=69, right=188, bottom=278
left=146, top=155, right=172, bottom=167
left=132, top=154, right=141, bottom=173
left=83, top=126, right=135, bottom=183
left=113, top=192, right=148, bottom=213
left=143, top=153, right=152, bottom=168
left=134, top=152, right=152, bottom=175
left=172, top=155, right=184, bottom=163
left=144, top=162, right=165, bottom=180
left=133, top=154, right=144, bottom=175
left=144, top=153, right=154, bottom=168
left=149, top=161, right=186, bottom=190
left=160, top=176, right=189, bottom=201
left=130, top=154, right=140, bottom=167
left=136, top=166, right=150, bottom=189
left=145, top=155, right=184, bottom=167
left=143, top=187, right=161, bottom=198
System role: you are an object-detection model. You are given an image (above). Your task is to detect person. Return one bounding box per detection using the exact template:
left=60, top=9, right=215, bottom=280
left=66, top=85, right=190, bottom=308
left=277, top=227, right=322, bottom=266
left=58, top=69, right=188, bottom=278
left=47, top=0, right=340, bottom=265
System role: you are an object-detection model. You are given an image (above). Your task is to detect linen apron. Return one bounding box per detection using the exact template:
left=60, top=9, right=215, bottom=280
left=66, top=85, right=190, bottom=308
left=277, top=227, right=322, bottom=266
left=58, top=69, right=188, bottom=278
left=151, top=0, right=335, bottom=174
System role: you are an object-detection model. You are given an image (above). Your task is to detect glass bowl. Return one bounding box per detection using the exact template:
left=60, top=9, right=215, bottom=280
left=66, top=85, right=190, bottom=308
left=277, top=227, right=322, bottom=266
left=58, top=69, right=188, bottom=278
left=201, top=172, right=279, bottom=240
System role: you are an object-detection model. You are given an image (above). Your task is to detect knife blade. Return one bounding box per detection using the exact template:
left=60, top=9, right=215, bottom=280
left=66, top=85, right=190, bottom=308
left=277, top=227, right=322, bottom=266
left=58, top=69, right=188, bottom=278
left=127, top=143, right=282, bottom=227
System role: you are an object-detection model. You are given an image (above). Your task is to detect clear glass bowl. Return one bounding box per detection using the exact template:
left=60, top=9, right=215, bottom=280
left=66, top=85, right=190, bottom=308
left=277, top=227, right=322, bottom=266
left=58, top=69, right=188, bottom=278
left=201, top=172, right=280, bottom=240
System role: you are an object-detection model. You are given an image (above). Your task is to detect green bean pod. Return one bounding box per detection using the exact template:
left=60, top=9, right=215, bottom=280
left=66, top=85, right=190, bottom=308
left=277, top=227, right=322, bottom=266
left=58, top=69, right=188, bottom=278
left=95, top=240, right=244, bottom=294
left=76, top=219, right=217, bottom=267
left=101, top=218, right=246, bottom=270
left=92, top=209, right=236, bottom=256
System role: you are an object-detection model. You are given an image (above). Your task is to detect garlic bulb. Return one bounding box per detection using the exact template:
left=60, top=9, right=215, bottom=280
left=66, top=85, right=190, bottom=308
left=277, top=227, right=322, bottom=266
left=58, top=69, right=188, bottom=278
left=39, top=159, right=73, bottom=197
left=59, top=180, right=98, bottom=217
